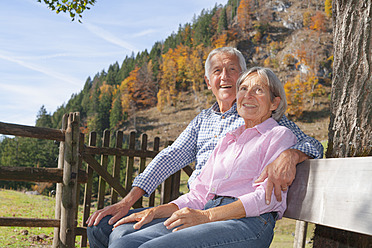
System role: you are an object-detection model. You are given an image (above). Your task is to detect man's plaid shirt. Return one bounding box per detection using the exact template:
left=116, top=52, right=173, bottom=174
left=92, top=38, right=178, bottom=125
left=133, top=102, right=324, bottom=196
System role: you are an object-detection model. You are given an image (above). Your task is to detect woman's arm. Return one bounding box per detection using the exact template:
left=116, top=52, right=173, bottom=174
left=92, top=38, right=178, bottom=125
left=113, top=203, right=179, bottom=230
left=164, top=200, right=246, bottom=232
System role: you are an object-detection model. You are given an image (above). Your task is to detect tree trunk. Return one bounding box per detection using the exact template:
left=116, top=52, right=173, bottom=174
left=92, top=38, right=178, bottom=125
left=313, top=0, right=372, bottom=247
left=326, top=0, right=371, bottom=159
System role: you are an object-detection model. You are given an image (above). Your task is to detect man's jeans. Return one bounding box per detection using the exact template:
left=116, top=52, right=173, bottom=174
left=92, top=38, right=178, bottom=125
left=87, top=197, right=276, bottom=248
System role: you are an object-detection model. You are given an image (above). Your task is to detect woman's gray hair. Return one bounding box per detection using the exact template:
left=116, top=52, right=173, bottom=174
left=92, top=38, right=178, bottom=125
left=204, top=47, right=247, bottom=80
left=236, top=67, right=287, bottom=121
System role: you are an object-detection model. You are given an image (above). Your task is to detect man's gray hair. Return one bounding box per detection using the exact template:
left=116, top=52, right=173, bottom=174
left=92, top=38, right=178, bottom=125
left=204, top=47, right=247, bottom=80
left=236, top=67, right=288, bottom=121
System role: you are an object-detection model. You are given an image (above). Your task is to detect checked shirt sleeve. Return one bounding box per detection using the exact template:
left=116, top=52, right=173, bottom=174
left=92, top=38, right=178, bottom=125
left=278, top=116, right=324, bottom=159
left=132, top=114, right=202, bottom=196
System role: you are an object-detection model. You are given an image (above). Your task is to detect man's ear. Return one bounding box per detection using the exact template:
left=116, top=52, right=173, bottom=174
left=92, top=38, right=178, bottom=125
left=270, top=97, right=281, bottom=111
left=205, top=75, right=212, bottom=90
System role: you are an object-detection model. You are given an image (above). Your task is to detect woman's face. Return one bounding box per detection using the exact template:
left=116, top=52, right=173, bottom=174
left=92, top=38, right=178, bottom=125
left=237, top=73, right=280, bottom=128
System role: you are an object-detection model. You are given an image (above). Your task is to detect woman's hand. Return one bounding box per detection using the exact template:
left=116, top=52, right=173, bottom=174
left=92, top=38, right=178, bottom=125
left=113, top=208, right=156, bottom=230
left=113, top=203, right=180, bottom=230
left=164, top=207, right=211, bottom=232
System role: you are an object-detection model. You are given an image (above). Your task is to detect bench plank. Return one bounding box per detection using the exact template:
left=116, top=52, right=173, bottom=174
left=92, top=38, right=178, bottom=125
left=284, top=157, right=372, bottom=236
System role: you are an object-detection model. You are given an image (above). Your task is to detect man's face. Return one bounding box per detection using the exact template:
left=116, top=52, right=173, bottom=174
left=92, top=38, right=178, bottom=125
left=205, top=53, right=242, bottom=108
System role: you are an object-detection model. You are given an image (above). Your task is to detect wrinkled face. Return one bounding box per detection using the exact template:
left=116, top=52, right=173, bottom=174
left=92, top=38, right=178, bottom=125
left=205, top=53, right=242, bottom=109
left=237, top=73, right=280, bottom=128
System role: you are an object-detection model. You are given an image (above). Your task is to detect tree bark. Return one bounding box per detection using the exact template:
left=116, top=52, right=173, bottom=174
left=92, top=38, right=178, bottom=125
left=326, top=0, right=372, bottom=158
left=314, top=0, right=372, bottom=247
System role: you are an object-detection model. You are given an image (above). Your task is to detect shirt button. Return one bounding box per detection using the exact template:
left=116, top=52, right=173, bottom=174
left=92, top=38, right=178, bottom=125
left=224, top=174, right=229, bottom=179
left=211, top=187, right=216, bottom=192
left=222, top=116, right=225, bottom=119
left=214, top=135, right=217, bottom=138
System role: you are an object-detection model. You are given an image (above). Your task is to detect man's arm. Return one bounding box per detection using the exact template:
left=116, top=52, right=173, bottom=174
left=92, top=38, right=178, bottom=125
left=87, top=113, right=201, bottom=226
left=256, top=149, right=310, bottom=204
left=256, top=116, right=324, bottom=204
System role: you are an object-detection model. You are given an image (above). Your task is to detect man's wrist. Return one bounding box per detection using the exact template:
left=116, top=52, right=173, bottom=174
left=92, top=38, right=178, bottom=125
left=287, top=149, right=310, bottom=164
left=121, top=187, right=146, bottom=206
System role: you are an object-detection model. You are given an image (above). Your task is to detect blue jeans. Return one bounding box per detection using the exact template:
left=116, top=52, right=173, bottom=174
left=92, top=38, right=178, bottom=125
left=88, top=197, right=277, bottom=248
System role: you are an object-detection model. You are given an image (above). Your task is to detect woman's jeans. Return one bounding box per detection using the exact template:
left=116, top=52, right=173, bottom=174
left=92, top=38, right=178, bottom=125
left=87, top=197, right=277, bottom=248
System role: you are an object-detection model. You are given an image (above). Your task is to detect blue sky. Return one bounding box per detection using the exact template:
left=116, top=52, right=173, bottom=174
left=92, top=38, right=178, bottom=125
left=0, top=0, right=228, bottom=126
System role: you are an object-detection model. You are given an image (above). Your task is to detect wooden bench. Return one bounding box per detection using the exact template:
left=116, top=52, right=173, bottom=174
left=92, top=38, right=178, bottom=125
left=284, top=157, right=372, bottom=247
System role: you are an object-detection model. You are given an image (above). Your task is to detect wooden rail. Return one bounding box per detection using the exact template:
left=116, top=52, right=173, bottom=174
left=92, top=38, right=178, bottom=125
left=284, top=157, right=372, bottom=247
left=0, top=121, right=65, bottom=141
left=0, top=167, right=87, bottom=183
left=0, top=115, right=190, bottom=247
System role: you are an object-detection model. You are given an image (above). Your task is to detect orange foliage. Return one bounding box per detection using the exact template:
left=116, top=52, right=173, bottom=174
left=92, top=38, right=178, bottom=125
left=237, top=0, right=253, bottom=31
left=285, top=72, right=326, bottom=118
left=325, top=0, right=332, bottom=18
left=99, top=82, right=113, bottom=99
left=160, top=48, right=178, bottom=106
left=212, top=32, right=228, bottom=48
left=285, top=75, right=304, bottom=118
left=310, top=11, right=327, bottom=32
left=303, top=11, right=312, bottom=28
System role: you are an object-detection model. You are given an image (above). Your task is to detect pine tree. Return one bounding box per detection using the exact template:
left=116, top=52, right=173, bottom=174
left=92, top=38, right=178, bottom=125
left=110, top=95, right=123, bottom=130
left=35, top=105, right=52, bottom=128
left=217, top=7, right=228, bottom=33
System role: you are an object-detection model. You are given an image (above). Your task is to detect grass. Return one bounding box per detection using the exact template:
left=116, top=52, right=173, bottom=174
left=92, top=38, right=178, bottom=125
left=1, top=174, right=315, bottom=248
left=0, top=189, right=55, bottom=247
left=0, top=189, right=86, bottom=248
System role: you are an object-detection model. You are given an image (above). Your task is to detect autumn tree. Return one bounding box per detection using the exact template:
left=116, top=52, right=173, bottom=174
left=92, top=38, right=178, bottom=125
left=237, top=0, right=254, bottom=32
left=324, top=0, right=332, bottom=18
left=313, top=0, right=372, bottom=246
left=284, top=75, right=305, bottom=118
left=303, top=11, right=312, bottom=28
left=160, top=48, right=178, bottom=107
left=310, top=11, right=327, bottom=33
left=188, top=44, right=207, bottom=100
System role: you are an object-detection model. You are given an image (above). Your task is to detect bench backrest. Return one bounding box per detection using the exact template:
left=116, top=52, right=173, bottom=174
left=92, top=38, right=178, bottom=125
left=284, top=157, right=372, bottom=236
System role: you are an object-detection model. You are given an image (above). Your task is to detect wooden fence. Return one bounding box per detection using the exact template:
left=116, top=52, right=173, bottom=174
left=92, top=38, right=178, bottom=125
left=0, top=112, right=191, bottom=247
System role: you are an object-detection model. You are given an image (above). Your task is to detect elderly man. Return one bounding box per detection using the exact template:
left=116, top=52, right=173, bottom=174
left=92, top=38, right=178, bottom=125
left=87, top=47, right=323, bottom=248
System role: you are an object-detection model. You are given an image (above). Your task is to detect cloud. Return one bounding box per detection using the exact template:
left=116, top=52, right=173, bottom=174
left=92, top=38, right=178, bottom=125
left=84, top=22, right=139, bottom=52
left=0, top=51, right=82, bottom=87
left=131, top=29, right=157, bottom=38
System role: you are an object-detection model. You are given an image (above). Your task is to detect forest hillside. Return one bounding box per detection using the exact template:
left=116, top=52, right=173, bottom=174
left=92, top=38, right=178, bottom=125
left=0, top=0, right=332, bottom=193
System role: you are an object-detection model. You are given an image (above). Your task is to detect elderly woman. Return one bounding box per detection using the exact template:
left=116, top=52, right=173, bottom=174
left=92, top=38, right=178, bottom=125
left=109, top=67, right=297, bottom=248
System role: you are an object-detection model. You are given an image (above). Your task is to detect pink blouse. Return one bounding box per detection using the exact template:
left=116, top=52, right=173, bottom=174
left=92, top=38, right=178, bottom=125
left=171, top=118, right=297, bottom=219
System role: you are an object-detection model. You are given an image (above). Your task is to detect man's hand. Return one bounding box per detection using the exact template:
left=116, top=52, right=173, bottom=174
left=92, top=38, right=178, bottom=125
left=255, top=149, right=310, bottom=204
left=86, top=187, right=145, bottom=227
left=86, top=201, right=131, bottom=227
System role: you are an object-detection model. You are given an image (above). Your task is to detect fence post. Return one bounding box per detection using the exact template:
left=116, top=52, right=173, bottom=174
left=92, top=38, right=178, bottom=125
left=111, top=131, right=123, bottom=204
left=53, top=114, right=68, bottom=248
left=81, top=132, right=97, bottom=247
left=97, top=130, right=110, bottom=210
left=60, top=112, right=80, bottom=248
left=148, top=137, right=160, bottom=207
left=293, top=220, right=308, bottom=248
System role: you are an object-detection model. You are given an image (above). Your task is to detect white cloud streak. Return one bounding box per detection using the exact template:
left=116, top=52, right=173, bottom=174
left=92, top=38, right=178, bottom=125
left=0, top=51, right=82, bottom=87
left=84, top=22, right=140, bottom=53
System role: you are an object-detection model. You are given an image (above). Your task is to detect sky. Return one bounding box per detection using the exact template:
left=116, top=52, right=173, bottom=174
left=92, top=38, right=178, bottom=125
left=0, top=0, right=228, bottom=126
